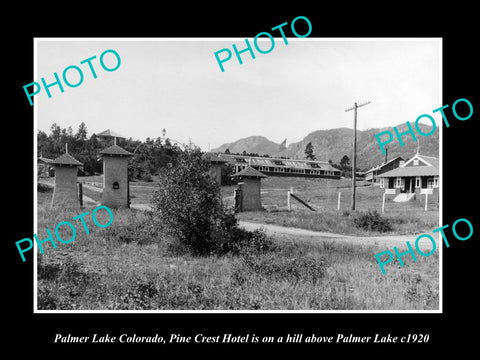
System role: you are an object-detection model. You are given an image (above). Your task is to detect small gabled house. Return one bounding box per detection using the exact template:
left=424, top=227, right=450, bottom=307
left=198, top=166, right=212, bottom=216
left=365, top=156, right=404, bottom=183
left=377, top=153, right=439, bottom=197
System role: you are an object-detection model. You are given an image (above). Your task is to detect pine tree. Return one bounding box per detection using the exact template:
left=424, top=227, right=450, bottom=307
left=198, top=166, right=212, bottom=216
left=76, top=122, right=88, bottom=141
left=304, top=142, right=316, bottom=160
left=340, top=155, right=350, bottom=169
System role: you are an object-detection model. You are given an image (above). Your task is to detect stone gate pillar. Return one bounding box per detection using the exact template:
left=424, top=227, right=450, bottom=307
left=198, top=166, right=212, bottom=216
left=51, top=153, right=83, bottom=207
left=99, top=144, right=133, bottom=208
left=231, top=166, right=267, bottom=211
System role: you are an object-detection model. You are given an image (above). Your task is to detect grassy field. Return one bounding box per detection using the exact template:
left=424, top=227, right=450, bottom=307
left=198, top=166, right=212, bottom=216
left=226, top=175, right=439, bottom=212
left=58, top=174, right=439, bottom=236
left=236, top=209, right=439, bottom=236
left=36, top=185, right=439, bottom=311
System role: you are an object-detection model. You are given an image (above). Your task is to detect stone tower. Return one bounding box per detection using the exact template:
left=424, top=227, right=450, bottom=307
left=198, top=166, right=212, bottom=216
left=231, top=166, right=267, bottom=211
left=51, top=152, right=83, bottom=207
left=203, top=152, right=227, bottom=185
left=99, top=144, right=133, bottom=208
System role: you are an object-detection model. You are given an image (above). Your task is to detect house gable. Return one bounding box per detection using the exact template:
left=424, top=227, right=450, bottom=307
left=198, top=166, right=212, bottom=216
left=403, top=158, right=429, bottom=167
left=402, top=154, right=433, bottom=168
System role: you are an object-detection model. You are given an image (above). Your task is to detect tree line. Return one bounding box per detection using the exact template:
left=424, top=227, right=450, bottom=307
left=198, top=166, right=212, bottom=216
left=38, top=122, right=182, bottom=181
left=224, top=148, right=273, bottom=158
left=223, top=142, right=359, bottom=176
left=304, top=142, right=360, bottom=177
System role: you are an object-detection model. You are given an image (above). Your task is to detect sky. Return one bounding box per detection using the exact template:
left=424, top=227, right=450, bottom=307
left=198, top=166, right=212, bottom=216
left=35, top=38, right=441, bottom=151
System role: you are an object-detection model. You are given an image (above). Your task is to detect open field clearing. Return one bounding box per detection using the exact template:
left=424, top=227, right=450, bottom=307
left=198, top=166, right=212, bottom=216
left=39, top=174, right=439, bottom=236
left=36, top=187, right=439, bottom=311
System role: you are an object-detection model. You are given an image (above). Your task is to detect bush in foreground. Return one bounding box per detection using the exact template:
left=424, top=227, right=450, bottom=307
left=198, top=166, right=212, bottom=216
left=151, top=146, right=224, bottom=255
left=152, top=145, right=270, bottom=256
left=353, top=210, right=392, bottom=232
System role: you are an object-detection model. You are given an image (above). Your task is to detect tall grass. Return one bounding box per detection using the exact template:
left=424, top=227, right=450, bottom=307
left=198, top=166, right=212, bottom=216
left=36, top=204, right=439, bottom=311
left=236, top=207, right=439, bottom=236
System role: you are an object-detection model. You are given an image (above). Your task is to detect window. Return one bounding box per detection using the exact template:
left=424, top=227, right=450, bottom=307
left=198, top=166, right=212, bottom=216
left=413, top=159, right=419, bottom=166
left=434, top=176, right=439, bottom=188
left=380, top=178, right=385, bottom=188
left=415, top=176, right=421, bottom=188
left=395, top=177, right=402, bottom=188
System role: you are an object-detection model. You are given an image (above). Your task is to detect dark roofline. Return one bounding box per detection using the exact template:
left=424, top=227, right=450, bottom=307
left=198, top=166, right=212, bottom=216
left=38, top=157, right=53, bottom=163
left=218, top=153, right=330, bottom=165
left=366, top=156, right=404, bottom=173
left=51, top=153, right=83, bottom=166
left=99, top=144, right=134, bottom=157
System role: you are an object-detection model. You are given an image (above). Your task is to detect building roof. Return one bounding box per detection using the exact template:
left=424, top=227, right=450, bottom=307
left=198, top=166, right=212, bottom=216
left=231, top=166, right=267, bottom=178
left=415, top=154, right=439, bottom=169
left=378, top=166, right=439, bottom=177
left=51, top=153, right=83, bottom=166
left=366, top=156, right=404, bottom=174
left=95, top=129, right=126, bottom=138
left=203, top=152, right=228, bottom=163
left=378, top=154, right=438, bottom=178
left=217, top=154, right=341, bottom=172
left=99, top=144, right=134, bottom=157
left=38, top=156, right=52, bottom=164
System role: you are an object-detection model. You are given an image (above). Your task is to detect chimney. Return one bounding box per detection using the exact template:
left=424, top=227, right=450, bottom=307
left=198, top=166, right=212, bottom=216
left=384, top=147, right=388, bottom=163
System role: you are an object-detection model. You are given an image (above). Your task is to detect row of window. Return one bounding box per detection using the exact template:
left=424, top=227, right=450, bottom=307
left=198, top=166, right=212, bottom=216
left=232, top=158, right=324, bottom=169
left=380, top=176, right=439, bottom=189
left=234, top=165, right=337, bottom=176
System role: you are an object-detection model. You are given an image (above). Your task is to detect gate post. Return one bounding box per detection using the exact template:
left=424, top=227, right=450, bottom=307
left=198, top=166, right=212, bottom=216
left=78, top=182, right=83, bottom=207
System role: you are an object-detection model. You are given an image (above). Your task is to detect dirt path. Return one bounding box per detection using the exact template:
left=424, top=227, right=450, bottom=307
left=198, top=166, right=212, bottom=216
left=37, top=181, right=434, bottom=249
left=120, top=202, right=436, bottom=249
left=238, top=221, right=438, bottom=248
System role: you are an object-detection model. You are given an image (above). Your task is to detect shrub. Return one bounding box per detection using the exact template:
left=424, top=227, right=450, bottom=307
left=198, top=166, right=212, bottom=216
left=213, top=211, right=274, bottom=256
left=151, top=146, right=225, bottom=255
left=152, top=146, right=270, bottom=256
left=353, top=210, right=393, bottom=232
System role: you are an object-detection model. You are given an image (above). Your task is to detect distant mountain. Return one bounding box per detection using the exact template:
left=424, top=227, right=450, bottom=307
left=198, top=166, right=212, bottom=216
left=212, top=123, right=439, bottom=170
left=211, top=135, right=282, bottom=156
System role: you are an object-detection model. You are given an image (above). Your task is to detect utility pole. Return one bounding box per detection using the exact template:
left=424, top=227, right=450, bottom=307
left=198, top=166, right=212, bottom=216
left=345, top=101, right=371, bottom=210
